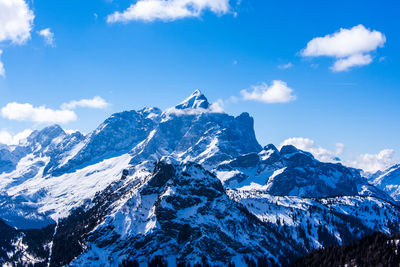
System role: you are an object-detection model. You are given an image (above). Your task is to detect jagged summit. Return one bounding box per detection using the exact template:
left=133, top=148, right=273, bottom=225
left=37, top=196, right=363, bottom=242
left=26, top=125, right=84, bottom=147
left=27, top=125, right=65, bottom=144
left=175, top=89, right=210, bottom=110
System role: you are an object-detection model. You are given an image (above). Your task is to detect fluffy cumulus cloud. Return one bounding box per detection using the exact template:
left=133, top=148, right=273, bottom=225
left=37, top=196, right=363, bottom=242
left=349, top=149, right=396, bottom=173
left=280, top=137, right=344, bottom=163
left=0, top=0, right=34, bottom=77
left=1, top=102, right=78, bottom=124
left=1, top=96, right=110, bottom=124
left=241, top=80, right=296, bottom=104
left=61, top=96, right=109, bottom=110
left=301, top=24, right=386, bottom=72
left=209, top=99, right=224, bottom=113
left=0, top=0, right=34, bottom=44
left=38, top=28, right=55, bottom=46
left=107, top=0, right=230, bottom=23
left=0, top=129, right=32, bottom=145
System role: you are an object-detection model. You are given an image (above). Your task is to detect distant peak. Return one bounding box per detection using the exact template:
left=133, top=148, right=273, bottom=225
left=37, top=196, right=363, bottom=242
left=263, top=144, right=278, bottom=152
left=32, top=124, right=65, bottom=137
left=280, top=145, right=315, bottom=159
left=175, top=90, right=210, bottom=110
left=27, top=124, right=66, bottom=145
left=192, top=89, right=202, bottom=96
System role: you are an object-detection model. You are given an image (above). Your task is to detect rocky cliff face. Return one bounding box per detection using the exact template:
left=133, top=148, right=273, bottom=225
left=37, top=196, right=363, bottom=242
left=68, top=159, right=303, bottom=266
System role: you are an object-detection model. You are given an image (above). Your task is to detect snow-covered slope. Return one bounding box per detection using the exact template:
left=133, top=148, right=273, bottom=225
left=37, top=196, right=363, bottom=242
left=0, top=91, right=399, bottom=266
left=65, top=159, right=303, bottom=266
left=0, top=91, right=261, bottom=229
left=370, top=164, right=400, bottom=201
left=228, top=189, right=400, bottom=250
left=18, top=159, right=400, bottom=267
left=215, top=144, right=390, bottom=201
left=49, top=107, right=161, bottom=176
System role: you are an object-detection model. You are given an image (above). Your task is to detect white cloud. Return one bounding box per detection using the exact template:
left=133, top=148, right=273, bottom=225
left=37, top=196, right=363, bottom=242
left=38, top=28, right=55, bottom=46
left=280, top=137, right=344, bottom=163
left=331, top=54, right=372, bottom=72
left=0, top=129, right=32, bottom=145
left=0, top=0, right=34, bottom=76
left=1, top=102, right=77, bottom=124
left=209, top=99, right=224, bottom=113
left=107, top=0, right=230, bottom=23
left=0, top=0, right=34, bottom=44
left=301, top=25, right=385, bottom=58
left=301, top=25, right=386, bottom=71
left=241, top=80, right=296, bottom=104
left=1, top=96, right=109, bottom=124
left=348, top=149, right=396, bottom=173
left=228, top=95, right=239, bottom=103
left=61, top=96, right=109, bottom=110
left=335, top=142, right=345, bottom=155
left=0, top=49, right=4, bottom=77
left=278, top=62, right=293, bottom=69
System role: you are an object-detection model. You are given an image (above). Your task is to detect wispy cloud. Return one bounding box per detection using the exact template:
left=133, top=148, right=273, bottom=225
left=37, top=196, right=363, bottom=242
left=38, top=28, right=55, bottom=46
left=349, top=149, right=396, bottom=173
left=0, top=50, right=5, bottom=77
left=107, top=0, right=230, bottom=23
left=1, top=96, right=110, bottom=124
left=61, top=96, right=109, bottom=110
left=278, top=62, right=293, bottom=69
left=241, top=80, right=296, bottom=104
left=301, top=25, right=386, bottom=72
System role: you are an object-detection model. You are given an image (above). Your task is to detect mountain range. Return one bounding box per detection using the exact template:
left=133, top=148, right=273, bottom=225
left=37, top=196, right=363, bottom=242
left=0, top=90, right=399, bottom=266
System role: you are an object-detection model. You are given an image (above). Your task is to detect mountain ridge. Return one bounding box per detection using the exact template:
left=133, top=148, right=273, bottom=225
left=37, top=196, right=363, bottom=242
left=0, top=91, right=399, bottom=266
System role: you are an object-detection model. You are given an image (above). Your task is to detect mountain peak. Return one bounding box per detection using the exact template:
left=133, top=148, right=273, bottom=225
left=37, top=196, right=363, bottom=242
left=175, top=90, right=210, bottom=110
left=192, top=89, right=201, bottom=96
left=27, top=124, right=65, bottom=144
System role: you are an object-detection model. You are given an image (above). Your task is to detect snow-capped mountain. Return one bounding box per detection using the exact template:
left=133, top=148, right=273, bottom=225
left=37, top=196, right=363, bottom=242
left=127, top=90, right=261, bottom=169
left=215, top=144, right=391, bottom=201
left=0, top=91, right=399, bottom=266
left=369, top=164, right=400, bottom=201
left=48, top=107, right=161, bottom=176
left=0, top=91, right=259, bottom=231
left=66, top=159, right=303, bottom=266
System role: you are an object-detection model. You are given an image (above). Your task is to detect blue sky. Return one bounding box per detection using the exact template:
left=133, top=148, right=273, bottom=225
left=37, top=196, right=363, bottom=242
left=0, top=0, right=399, bottom=172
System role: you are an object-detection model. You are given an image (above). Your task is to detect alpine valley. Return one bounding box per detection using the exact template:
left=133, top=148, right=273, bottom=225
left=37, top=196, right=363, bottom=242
left=0, top=91, right=399, bottom=266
